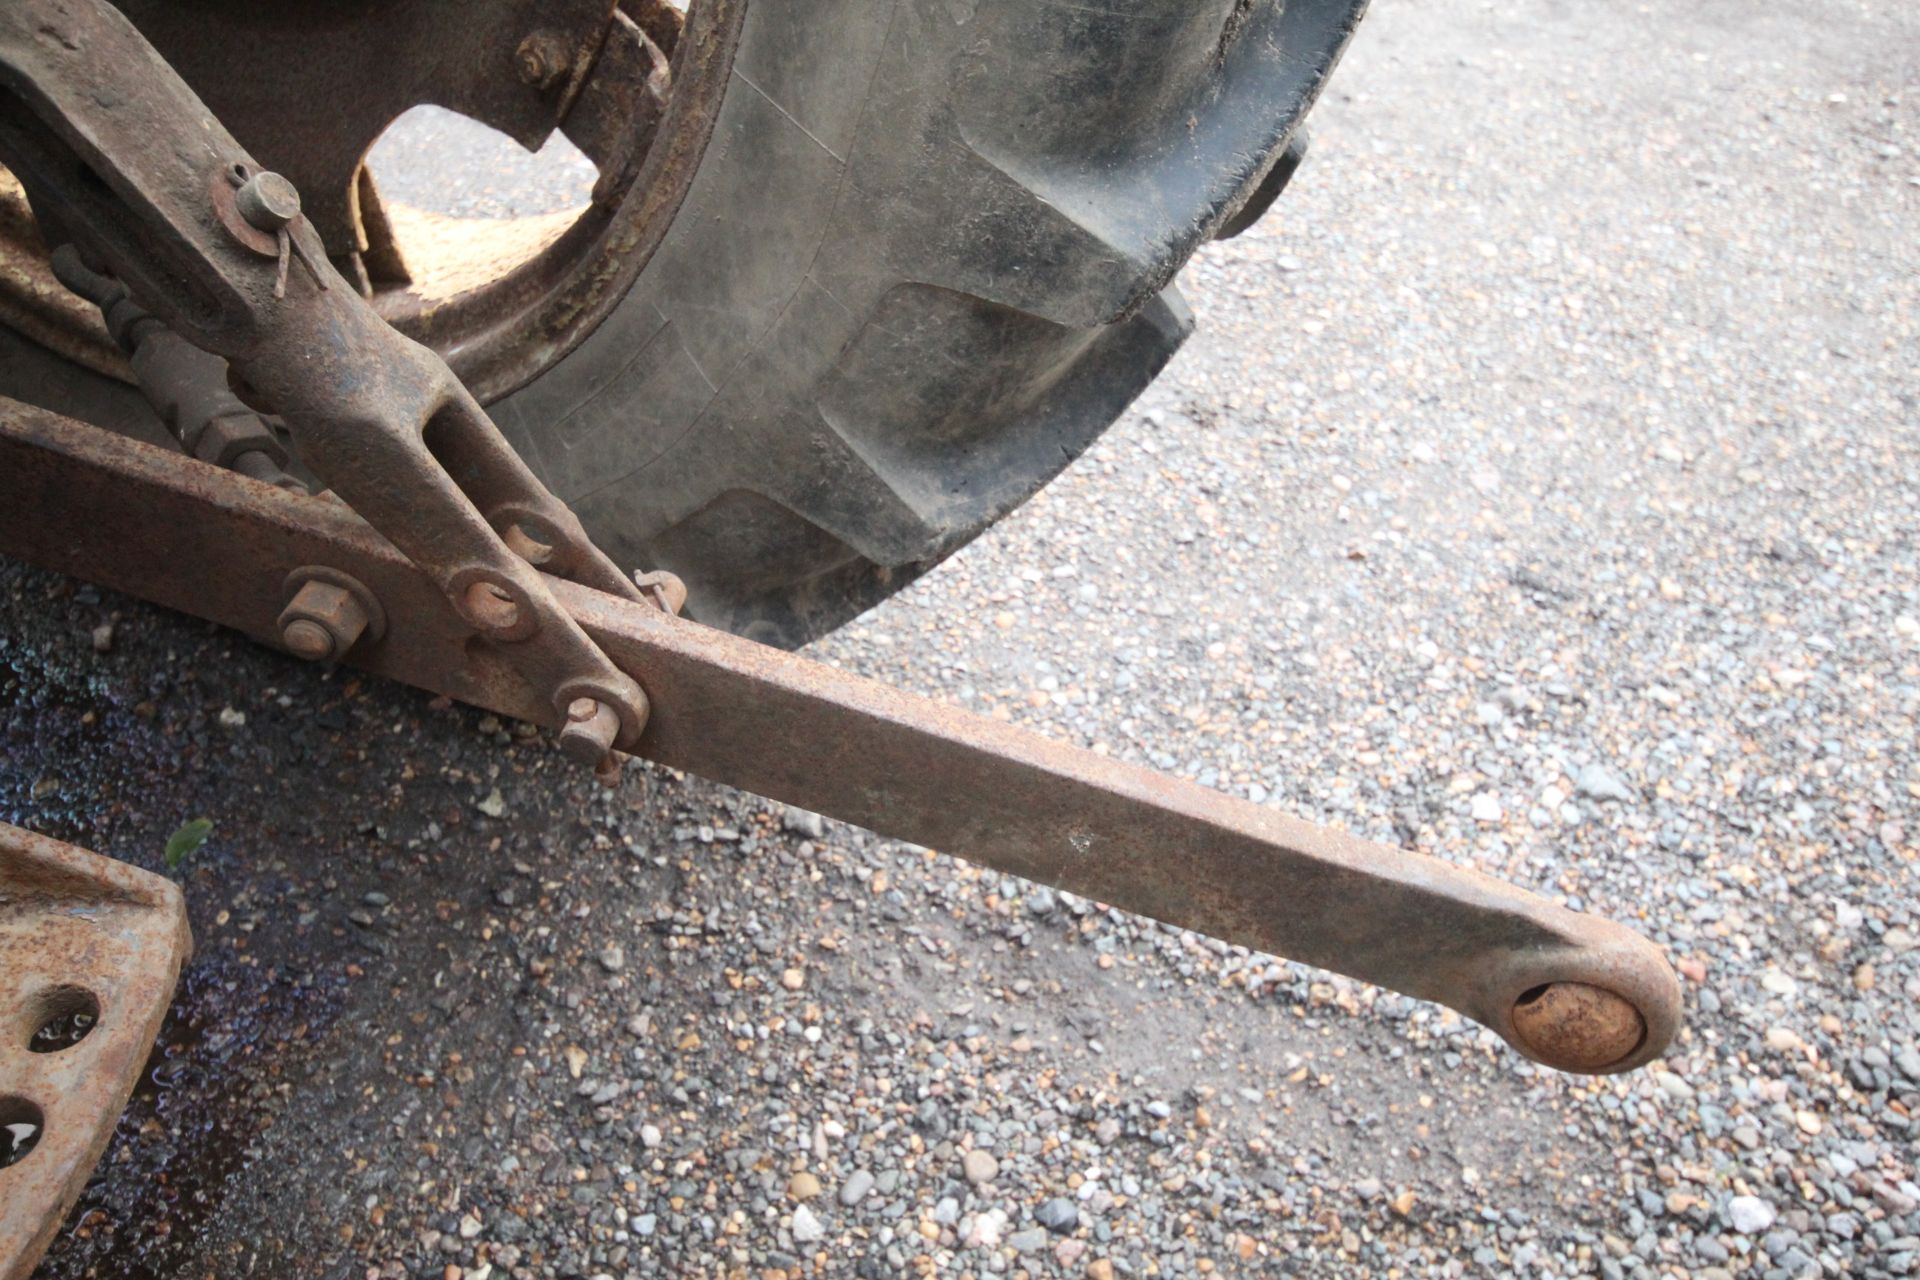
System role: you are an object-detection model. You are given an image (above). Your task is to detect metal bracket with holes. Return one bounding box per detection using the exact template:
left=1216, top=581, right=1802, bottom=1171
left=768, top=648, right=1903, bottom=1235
left=0, top=0, right=653, bottom=778
left=0, top=823, right=192, bottom=1280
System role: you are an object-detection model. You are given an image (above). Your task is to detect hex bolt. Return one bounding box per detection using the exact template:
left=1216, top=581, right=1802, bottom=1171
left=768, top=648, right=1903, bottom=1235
left=234, top=171, right=302, bottom=233
left=278, top=579, right=370, bottom=662
left=558, top=696, right=621, bottom=767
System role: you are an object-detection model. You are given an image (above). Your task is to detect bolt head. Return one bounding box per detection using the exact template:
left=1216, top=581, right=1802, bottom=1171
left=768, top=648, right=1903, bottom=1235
left=235, top=171, right=301, bottom=232
left=515, top=34, right=566, bottom=88
left=566, top=696, right=600, bottom=723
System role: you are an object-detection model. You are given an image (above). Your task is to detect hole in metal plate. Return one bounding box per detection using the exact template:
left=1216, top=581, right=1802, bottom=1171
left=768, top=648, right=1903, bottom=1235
left=28, top=985, right=100, bottom=1053
left=0, top=1096, right=45, bottom=1169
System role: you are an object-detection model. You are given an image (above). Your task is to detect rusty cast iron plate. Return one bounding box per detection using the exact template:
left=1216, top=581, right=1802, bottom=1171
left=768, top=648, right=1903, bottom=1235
left=0, top=823, right=192, bottom=1280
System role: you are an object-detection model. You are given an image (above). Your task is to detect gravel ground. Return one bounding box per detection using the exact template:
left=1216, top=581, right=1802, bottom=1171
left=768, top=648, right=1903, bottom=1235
left=6, top=0, right=1919, bottom=1278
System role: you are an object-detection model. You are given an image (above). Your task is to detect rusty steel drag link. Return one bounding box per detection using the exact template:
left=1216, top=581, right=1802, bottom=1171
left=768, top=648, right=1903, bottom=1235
left=577, top=590, right=1682, bottom=1075
left=0, top=0, right=648, bottom=765
left=0, top=399, right=1682, bottom=1075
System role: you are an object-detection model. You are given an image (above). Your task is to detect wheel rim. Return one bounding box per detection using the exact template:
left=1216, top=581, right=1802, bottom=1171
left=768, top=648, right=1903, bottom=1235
left=0, top=0, right=745, bottom=402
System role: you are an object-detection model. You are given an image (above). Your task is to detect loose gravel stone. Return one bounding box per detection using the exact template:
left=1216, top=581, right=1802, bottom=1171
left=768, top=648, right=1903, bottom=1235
left=1008, top=1227, right=1050, bottom=1253
left=790, top=1205, right=824, bottom=1244
left=1728, top=1197, right=1777, bottom=1235
left=1037, top=1196, right=1078, bottom=1233
left=961, top=1149, right=999, bottom=1185
left=1574, top=763, right=1635, bottom=804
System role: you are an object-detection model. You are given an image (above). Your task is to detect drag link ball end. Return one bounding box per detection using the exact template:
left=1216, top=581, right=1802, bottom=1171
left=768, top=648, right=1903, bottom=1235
left=1508, top=981, right=1649, bottom=1073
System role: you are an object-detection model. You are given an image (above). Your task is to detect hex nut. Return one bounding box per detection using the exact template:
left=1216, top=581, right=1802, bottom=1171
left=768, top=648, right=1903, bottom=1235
left=278, top=579, right=370, bottom=662
left=192, top=411, right=288, bottom=469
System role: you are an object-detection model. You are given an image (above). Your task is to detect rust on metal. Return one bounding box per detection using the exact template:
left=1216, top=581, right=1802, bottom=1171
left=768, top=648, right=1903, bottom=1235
left=47, top=244, right=304, bottom=491
left=232, top=170, right=301, bottom=235
left=0, top=397, right=1683, bottom=1075
left=1508, top=981, right=1648, bottom=1073
left=623, top=0, right=687, bottom=58
left=559, top=695, right=626, bottom=767
left=0, top=0, right=746, bottom=404
left=278, top=570, right=381, bottom=664
left=0, top=171, right=129, bottom=383
left=560, top=10, right=673, bottom=208
left=105, top=0, right=615, bottom=262
left=1, top=0, right=654, bottom=774
left=0, top=822, right=192, bottom=1280
left=632, top=569, right=687, bottom=616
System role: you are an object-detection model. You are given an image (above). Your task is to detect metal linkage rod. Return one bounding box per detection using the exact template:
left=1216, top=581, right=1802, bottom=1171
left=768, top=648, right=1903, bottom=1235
left=0, top=398, right=1682, bottom=1074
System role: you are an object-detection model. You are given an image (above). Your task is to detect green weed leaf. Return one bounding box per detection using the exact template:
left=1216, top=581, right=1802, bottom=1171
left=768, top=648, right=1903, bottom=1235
left=164, top=817, right=213, bottom=871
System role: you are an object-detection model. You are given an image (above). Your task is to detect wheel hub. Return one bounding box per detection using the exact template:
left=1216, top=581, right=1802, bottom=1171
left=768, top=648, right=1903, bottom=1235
left=0, top=0, right=736, bottom=401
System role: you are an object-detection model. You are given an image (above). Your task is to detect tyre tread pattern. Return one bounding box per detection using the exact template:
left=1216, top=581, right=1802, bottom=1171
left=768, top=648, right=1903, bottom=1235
left=498, top=0, right=1370, bottom=645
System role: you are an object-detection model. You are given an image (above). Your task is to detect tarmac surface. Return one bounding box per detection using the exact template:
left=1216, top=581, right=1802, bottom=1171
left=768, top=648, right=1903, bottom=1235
left=4, top=0, right=1917, bottom=1276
